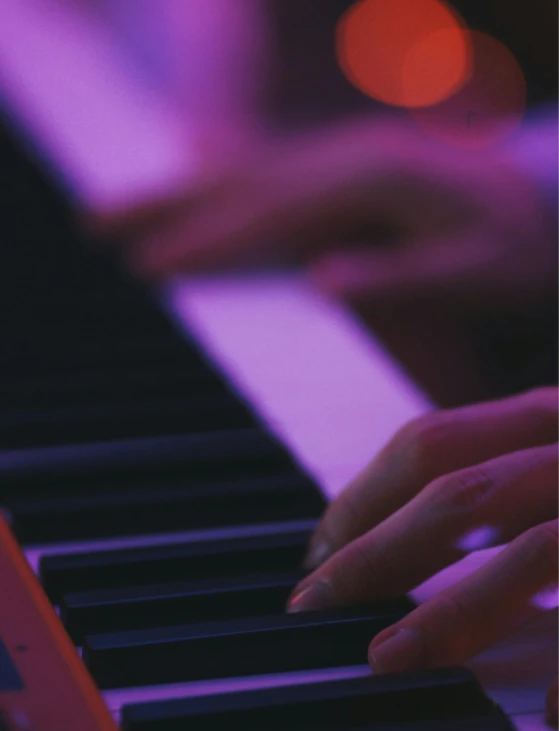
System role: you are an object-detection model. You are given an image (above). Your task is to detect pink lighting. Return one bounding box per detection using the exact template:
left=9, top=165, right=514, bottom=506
left=455, top=526, right=501, bottom=552
left=529, top=585, right=559, bottom=612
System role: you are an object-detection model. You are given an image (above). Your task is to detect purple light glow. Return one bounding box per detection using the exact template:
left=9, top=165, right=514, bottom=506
left=455, top=525, right=500, bottom=552
left=529, top=585, right=559, bottom=612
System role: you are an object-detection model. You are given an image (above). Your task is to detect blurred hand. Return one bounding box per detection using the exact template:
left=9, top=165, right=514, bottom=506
left=91, top=117, right=556, bottom=407
left=285, top=386, right=558, bottom=724
left=106, top=117, right=556, bottom=315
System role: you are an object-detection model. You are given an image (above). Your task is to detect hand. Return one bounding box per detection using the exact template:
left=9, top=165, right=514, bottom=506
left=91, top=117, right=557, bottom=407
left=111, top=117, right=556, bottom=315
left=286, top=387, right=558, bottom=723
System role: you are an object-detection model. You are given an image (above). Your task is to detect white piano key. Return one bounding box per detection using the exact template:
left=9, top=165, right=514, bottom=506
left=165, top=274, right=431, bottom=496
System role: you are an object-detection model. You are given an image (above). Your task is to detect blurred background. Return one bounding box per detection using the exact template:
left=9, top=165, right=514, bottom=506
left=0, top=0, right=557, bottom=408
left=97, top=0, right=557, bottom=127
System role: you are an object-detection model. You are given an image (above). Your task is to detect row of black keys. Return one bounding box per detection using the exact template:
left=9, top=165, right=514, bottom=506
left=0, top=249, right=326, bottom=545
left=7, top=341, right=511, bottom=731
left=121, top=669, right=513, bottom=730
left=37, top=528, right=513, bottom=730
left=6, top=271, right=512, bottom=729
left=0, top=336, right=255, bottom=450
left=1, top=430, right=324, bottom=543
left=47, top=530, right=414, bottom=689
left=2, top=118, right=513, bottom=730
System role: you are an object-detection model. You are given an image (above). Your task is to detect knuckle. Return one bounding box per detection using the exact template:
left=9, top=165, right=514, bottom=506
left=523, top=521, right=559, bottom=575
left=340, top=535, right=384, bottom=591
left=432, top=465, right=495, bottom=514
left=434, top=592, right=480, bottom=631
left=352, top=536, right=382, bottom=578
left=396, top=412, right=452, bottom=472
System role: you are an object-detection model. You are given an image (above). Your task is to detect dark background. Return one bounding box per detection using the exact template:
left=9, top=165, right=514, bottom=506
left=265, top=0, right=558, bottom=127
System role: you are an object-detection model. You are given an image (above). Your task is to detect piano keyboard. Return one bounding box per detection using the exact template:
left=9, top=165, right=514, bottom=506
left=0, top=92, right=555, bottom=731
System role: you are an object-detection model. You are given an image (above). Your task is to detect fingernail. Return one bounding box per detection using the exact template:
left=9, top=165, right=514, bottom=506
left=303, top=539, right=333, bottom=570
left=369, top=628, right=424, bottom=674
left=287, top=579, right=335, bottom=613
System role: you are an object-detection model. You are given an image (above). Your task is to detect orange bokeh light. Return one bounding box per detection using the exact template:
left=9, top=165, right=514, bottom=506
left=336, top=0, right=471, bottom=108
left=410, top=31, right=527, bottom=148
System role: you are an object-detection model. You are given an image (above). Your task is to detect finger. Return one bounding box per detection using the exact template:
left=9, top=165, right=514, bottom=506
left=366, top=519, right=558, bottom=674
left=309, top=230, right=509, bottom=309
left=303, top=387, right=558, bottom=569
left=126, top=204, right=285, bottom=278
left=79, top=185, right=200, bottom=244
left=124, top=120, right=419, bottom=278
left=548, top=677, right=558, bottom=728
left=124, top=180, right=357, bottom=278
left=288, top=444, right=557, bottom=611
left=124, top=198, right=279, bottom=278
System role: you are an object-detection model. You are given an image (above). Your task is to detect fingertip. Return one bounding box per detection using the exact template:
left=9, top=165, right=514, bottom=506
left=310, top=251, right=404, bottom=305
left=309, top=256, right=363, bottom=298
left=286, top=578, right=335, bottom=613
left=368, top=624, right=396, bottom=650
left=368, top=626, right=424, bottom=675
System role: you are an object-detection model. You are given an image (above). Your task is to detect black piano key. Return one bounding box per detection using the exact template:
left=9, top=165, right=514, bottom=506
left=0, top=397, right=254, bottom=449
left=83, top=607, right=412, bottom=688
left=5, top=304, right=172, bottom=344
left=0, top=333, right=200, bottom=376
left=60, top=571, right=306, bottom=642
left=9, top=473, right=325, bottom=543
left=5, top=285, right=166, bottom=325
left=121, top=668, right=513, bottom=731
left=62, top=574, right=412, bottom=644
left=40, top=529, right=314, bottom=601
left=122, top=715, right=514, bottom=731
left=1, top=283, right=180, bottom=343
left=0, top=429, right=295, bottom=498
